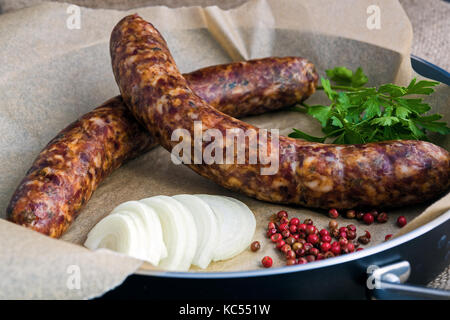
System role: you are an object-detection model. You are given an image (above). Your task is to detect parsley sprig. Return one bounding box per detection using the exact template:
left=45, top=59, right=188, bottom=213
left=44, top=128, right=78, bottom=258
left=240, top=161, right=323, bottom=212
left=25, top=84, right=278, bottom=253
left=289, top=66, right=450, bottom=144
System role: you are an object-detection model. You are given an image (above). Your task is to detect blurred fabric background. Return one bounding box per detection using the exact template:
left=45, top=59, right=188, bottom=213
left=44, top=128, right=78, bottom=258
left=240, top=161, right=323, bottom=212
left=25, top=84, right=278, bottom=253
left=0, top=0, right=448, bottom=290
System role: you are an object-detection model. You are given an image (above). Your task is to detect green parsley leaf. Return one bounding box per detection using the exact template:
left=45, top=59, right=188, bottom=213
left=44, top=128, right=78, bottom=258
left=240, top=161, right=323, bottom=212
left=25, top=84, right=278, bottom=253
left=289, top=67, right=449, bottom=144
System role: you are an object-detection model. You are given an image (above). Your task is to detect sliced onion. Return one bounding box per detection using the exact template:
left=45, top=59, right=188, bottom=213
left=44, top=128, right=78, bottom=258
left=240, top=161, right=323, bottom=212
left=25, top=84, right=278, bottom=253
left=195, top=194, right=248, bottom=261
left=172, top=194, right=219, bottom=269
left=140, top=196, right=197, bottom=271
left=111, top=201, right=167, bottom=266
left=222, top=196, right=256, bottom=254
left=84, top=213, right=143, bottom=260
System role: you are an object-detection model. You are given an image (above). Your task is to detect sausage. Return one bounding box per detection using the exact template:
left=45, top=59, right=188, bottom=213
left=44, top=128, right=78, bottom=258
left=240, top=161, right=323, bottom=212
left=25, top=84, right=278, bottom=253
left=110, top=14, right=450, bottom=211
left=7, top=60, right=317, bottom=237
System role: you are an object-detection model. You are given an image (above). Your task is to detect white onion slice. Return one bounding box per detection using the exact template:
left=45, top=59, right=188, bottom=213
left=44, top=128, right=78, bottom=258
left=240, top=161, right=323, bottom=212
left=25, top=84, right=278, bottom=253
left=222, top=196, right=256, bottom=253
left=112, top=201, right=167, bottom=266
left=84, top=213, right=142, bottom=260
left=172, top=194, right=219, bottom=269
left=140, top=196, right=197, bottom=271
left=195, top=194, right=248, bottom=261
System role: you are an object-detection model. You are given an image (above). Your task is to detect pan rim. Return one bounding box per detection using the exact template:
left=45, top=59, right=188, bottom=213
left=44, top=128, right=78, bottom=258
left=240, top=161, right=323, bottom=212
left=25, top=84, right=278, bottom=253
left=135, top=207, right=450, bottom=279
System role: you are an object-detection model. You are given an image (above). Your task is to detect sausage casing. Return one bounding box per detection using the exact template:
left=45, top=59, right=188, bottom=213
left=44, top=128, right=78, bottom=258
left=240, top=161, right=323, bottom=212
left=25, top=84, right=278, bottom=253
left=7, top=55, right=317, bottom=237
left=110, top=15, right=450, bottom=211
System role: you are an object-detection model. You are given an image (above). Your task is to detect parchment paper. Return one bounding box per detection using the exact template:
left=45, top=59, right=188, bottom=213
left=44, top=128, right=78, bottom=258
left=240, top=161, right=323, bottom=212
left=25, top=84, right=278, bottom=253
left=0, top=0, right=448, bottom=299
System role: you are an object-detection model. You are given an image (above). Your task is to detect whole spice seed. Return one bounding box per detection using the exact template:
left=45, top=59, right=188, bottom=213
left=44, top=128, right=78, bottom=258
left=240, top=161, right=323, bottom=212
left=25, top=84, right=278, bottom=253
left=356, top=212, right=365, bottom=220
left=286, top=258, right=296, bottom=266
left=285, top=236, right=296, bottom=246
left=281, top=230, right=290, bottom=238
left=321, top=234, right=332, bottom=243
left=309, top=247, right=320, bottom=256
left=267, top=222, right=276, bottom=230
left=363, top=213, right=375, bottom=225
left=347, top=230, right=356, bottom=240
left=267, top=228, right=277, bottom=237
left=328, top=220, right=338, bottom=230
left=276, top=239, right=286, bottom=249
left=279, top=223, right=289, bottom=232
left=296, top=248, right=306, bottom=257
left=270, top=233, right=282, bottom=243
left=328, top=208, right=339, bottom=218
left=385, top=234, right=393, bottom=241
left=397, top=216, right=407, bottom=228
left=331, top=228, right=340, bottom=239
left=250, top=241, right=261, bottom=252
left=307, top=233, right=319, bottom=245
left=324, top=251, right=335, bottom=259
left=292, top=242, right=303, bottom=251
left=377, top=212, right=389, bottom=223
left=279, top=217, right=289, bottom=225
left=346, top=210, right=356, bottom=219
left=298, top=223, right=307, bottom=232
left=364, top=230, right=371, bottom=239
left=321, top=242, right=331, bottom=252
left=290, top=217, right=300, bottom=226
left=358, top=235, right=370, bottom=245
left=319, top=229, right=329, bottom=237
left=297, top=257, right=308, bottom=264
left=281, top=244, right=292, bottom=254
left=261, top=256, right=273, bottom=268
left=306, top=255, right=316, bottom=262
left=277, top=210, right=288, bottom=219
left=306, top=225, right=317, bottom=235
left=286, top=250, right=296, bottom=260
left=304, top=218, right=314, bottom=225
left=289, top=224, right=298, bottom=234
left=347, top=224, right=356, bottom=232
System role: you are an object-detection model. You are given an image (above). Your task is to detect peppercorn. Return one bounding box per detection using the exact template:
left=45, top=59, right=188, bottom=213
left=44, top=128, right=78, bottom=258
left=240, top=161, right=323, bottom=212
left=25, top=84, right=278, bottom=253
left=321, top=234, right=332, bottom=243
left=362, top=213, right=374, bottom=225
left=307, top=233, right=319, bottom=245
left=305, top=225, right=317, bottom=235
left=358, top=235, right=370, bottom=245
left=276, top=239, right=286, bottom=249
left=277, top=210, right=288, bottom=219
left=279, top=216, right=289, bottom=225
left=397, top=216, right=407, bottom=228
left=320, top=242, right=331, bottom=252
left=280, top=244, right=292, bottom=254
left=267, top=222, right=276, bottom=230
left=377, top=212, right=389, bottom=223
left=304, top=218, right=313, bottom=225
left=331, top=228, right=340, bottom=239
left=290, top=217, right=300, bottom=226
left=346, top=210, right=356, bottom=219
left=295, top=248, right=306, bottom=257
left=347, top=230, right=356, bottom=240
left=328, top=220, right=338, bottom=230
left=356, top=211, right=365, bottom=220
left=364, top=230, right=371, bottom=239
left=328, top=208, right=339, bottom=218
left=292, top=242, right=303, bottom=251
left=279, top=223, right=289, bottom=232
left=309, top=247, right=319, bottom=256
left=285, top=236, right=296, bottom=246
left=347, top=224, right=356, bottom=232
left=281, top=230, right=290, bottom=238
left=324, top=251, right=335, bottom=259
left=306, top=255, right=316, bottom=262
left=385, top=234, right=393, bottom=241
left=297, top=257, right=308, bottom=264
left=266, top=228, right=277, bottom=237
left=286, top=250, right=296, bottom=260
left=286, top=258, right=296, bottom=266
left=270, top=233, right=282, bottom=243
left=261, top=256, right=273, bottom=268
left=250, top=241, right=261, bottom=252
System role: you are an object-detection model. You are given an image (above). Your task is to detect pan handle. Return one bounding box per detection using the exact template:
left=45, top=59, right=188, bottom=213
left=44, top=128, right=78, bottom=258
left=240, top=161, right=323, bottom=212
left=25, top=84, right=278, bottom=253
left=368, top=261, right=450, bottom=300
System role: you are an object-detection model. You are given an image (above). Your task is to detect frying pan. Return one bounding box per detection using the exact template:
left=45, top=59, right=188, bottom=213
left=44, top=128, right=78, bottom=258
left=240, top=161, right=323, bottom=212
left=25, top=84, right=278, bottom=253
left=100, top=56, right=450, bottom=300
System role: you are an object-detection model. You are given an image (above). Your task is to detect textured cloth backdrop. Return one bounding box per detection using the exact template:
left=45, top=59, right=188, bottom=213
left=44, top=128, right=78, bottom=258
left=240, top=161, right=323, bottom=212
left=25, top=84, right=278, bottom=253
left=0, top=0, right=448, bottom=291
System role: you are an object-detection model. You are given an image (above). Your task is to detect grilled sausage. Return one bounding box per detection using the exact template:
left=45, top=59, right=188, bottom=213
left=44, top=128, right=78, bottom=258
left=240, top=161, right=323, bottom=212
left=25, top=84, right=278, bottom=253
left=110, top=14, right=450, bottom=211
left=7, top=58, right=317, bottom=237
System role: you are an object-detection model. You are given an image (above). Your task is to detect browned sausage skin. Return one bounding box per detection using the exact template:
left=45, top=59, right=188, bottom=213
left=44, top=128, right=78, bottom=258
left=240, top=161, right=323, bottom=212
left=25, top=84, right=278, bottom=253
left=7, top=58, right=317, bottom=237
left=111, top=15, right=449, bottom=211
